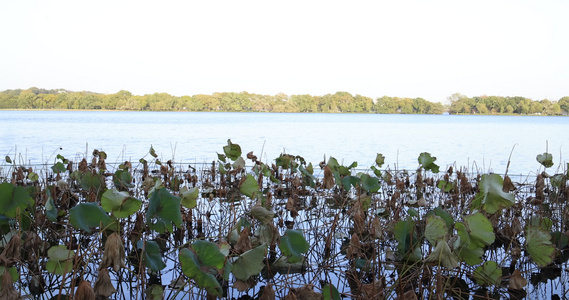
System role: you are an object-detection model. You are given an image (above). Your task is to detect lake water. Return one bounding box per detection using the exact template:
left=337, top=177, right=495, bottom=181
left=1, top=110, right=568, bottom=176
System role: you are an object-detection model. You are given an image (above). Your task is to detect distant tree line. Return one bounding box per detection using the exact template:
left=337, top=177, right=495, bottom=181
left=448, top=93, right=569, bottom=115
left=0, top=88, right=567, bottom=115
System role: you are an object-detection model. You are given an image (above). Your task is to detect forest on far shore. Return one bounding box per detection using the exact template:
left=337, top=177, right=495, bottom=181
left=1, top=88, right=568, bottom=115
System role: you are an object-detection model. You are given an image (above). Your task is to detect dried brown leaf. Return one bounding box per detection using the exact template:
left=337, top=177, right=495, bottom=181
left=286, top=197, right=298, bottom=218
left=94, top=268, right=116, bottom=297
left=101, top=232, right=126, bottom=272
left=259, top=283, right=276, bottom=300
left=0, top=234, right=21, bottom=266
left=503, top=175, right=516, bottom=192
left=291, top=285, right=323, bottom=300
left=509, top=269, right=527, bottom=290
left=0, top=271, right=20, bottom=300
left=361, top=280, right=384, bottom=299
left=323, top=165, right=335, bottom=189
left=75, top=280, right=95, bottom=300
left=234, top=226, right=252, bottom=254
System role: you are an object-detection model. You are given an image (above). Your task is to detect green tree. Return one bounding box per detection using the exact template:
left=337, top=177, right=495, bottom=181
left=18, top=90, right=37, bottom=109
left=332, top=91, right=355, bottom=112
left=374, top=96, right=399, bottom=114
left=558, top=96, right=569, bottom=114
left=0, top=94, right=16, bottom=108
left=475, top=103, right=489, bottom=114
left=505, top=105, right=515, bottom=114
left=318, top=94, right=339, bottom=113
left=529, top=101, right=543, bottom=114
left=290, top=94, right=317, bottom=112
left=353, top=94, right=373, bottom=112
left=448, top=93, right=472, bottom=114
left=516, top=98, right=531, bottom=114
left=219, top=92, right=251, bottom=111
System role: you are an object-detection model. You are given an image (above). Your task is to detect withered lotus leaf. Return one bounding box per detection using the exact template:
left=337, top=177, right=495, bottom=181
left=102, top=232, right=126, bottom=272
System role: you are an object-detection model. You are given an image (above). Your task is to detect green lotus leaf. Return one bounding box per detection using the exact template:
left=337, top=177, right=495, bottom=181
left=113, top=169, right=134, bottom=190
left=426, top=206, right=454, bottom=230
left=146, top=285, right=164, bottom=300
left=456, top=212, right=495, bottom=249
left=180, top=187, right=199, bottom=209
left=251, top=205, right=274, bottom=225
left=231, top=244, right=267, bottom=281
left=101, top=188, right=142, bottom=218
left=149, top=145, right=158, bottom=158
left=437, top=180, right=453, bottom=192
left=240, top=174, right=259, bottom=198
left=537, top=152, right=554, bottom=168
left=276, top=154, right=294, bottom=169
left=473, top=261, right=502, bottom=286
left=341, top=176, right=360, bottom=192
left=46, top=245, right=75, bottom=275
left=474, top=174, right=515, bottom=214
left=306, top=162, right=314, bottom=174
left=27, top=171, right=39, bottom=182
left=418, top=152, right=440, bottom=173
left=327, top=157, right=340, bottom=172
left=179, top=240, right=226, bottom=296
left=146, top=186, right=182, bottom=233
left=323, top=283, right=341, bottom=300
left=457, top=244, right=484, bottom=266
left=375, top=153, right=385, bottom=168
left=258, top=224, right=278, bottom=246
left=394, top=217, right=420, bottom=259
left=229, top=217, right=252, bottom=245
left=0, top=182, right=34, bottom=218
left=279, top=229, right=309, bottom=263
left=552, top=231, right=568, bottom=249
left=137, top=240, right=166, bottom=272
left=528, top=216, right=553, bottom=231
left=525, top=226, right=556, bottom=267
left=361, top=174, right=380, bottom=193
left=300, top=164, right=316, bottom=188
left=425, top=215, right=448, bottom=245
left=370, top=166, right=382, bottom=177
left=424, top=240, right=458, bottom=269
left=52, top=161, right=66, bottom=174
left=232, top=156, right=246, bottom=169
left=192, top=240, right=226, bottom=271
left=223, top=139, right=242, bottom=161
left=69, top=202, right=112, bottom=233
left=80, top=172, right=103, bottom=191
left=0, top=266, right=19, bottom=282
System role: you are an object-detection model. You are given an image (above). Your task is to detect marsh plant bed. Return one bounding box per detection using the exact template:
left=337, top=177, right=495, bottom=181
left=0, top=140, right=568, bottom=299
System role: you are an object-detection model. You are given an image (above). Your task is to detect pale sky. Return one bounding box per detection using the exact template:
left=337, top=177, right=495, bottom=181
left=1, top=0, right=568, bottom=103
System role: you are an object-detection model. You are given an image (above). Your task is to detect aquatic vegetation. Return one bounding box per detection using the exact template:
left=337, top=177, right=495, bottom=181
left=0, top=144, right=568, bottom=299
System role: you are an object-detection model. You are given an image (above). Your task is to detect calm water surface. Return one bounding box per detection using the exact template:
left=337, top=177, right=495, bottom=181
left=1, top=111, right=568, bottom=175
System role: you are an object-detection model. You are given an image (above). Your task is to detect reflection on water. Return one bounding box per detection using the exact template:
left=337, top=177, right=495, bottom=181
left=1, top=111, right=568, bottom=175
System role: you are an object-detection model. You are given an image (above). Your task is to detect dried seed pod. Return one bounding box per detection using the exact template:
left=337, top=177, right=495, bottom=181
left=101, top=233, right=126, bottom=272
